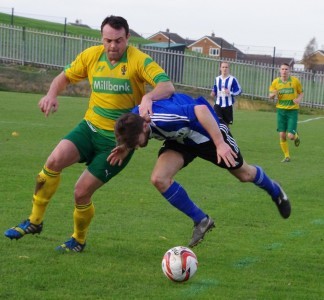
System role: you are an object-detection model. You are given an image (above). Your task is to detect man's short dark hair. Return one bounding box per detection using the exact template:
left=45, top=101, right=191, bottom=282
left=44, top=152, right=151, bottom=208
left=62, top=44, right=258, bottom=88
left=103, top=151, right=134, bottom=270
left=101, top=15, right=129, bottom=35
left=115, top=113, right=145, bottom=149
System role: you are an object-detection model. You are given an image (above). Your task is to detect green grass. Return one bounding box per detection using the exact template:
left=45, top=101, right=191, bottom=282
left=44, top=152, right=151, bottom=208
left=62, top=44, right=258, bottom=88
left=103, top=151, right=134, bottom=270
left=0, top=91, right=323, bottom=299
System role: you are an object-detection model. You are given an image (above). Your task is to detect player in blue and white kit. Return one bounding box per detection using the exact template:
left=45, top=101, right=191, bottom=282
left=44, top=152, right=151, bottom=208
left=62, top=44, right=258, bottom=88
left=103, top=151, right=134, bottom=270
left=210, top=61, right=242, bottom=126
left=108, top=93, right=290, bottom=248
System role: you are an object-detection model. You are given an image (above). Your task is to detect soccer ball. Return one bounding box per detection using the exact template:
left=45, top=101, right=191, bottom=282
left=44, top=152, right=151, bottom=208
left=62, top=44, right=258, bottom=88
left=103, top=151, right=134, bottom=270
left=161, top=246, right=198, bottom=282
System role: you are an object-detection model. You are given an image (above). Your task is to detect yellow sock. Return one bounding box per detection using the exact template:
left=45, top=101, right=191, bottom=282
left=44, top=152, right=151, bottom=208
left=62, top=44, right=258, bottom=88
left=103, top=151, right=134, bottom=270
left=29, top=165, right=61, bottom=224
left=280, top=139, right=290, bottom=158
left=72, top=202, right=95, bottom=244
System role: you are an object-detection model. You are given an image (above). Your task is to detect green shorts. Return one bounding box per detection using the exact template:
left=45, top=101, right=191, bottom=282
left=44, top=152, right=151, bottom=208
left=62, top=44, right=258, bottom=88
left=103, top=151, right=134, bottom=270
left=64, top=120, right=134, bottom=183
left=277, top=108, right=298, bottom=134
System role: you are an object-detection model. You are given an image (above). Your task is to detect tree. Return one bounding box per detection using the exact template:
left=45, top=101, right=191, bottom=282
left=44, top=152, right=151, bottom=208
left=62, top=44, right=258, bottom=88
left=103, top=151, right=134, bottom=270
left=302, top=37, right=318, bottom=70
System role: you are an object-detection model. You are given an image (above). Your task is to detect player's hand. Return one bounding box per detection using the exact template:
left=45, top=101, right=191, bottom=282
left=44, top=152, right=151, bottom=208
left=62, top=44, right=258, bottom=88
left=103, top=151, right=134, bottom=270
left=269, top=90, right=277, bottom=99
left=107, top=145, right=130, bottom=166
left=139, top=94, right=153, bottom=117
left=38, top=95, right=59, bottom=117
left=216, top=142, right=238, bottom=167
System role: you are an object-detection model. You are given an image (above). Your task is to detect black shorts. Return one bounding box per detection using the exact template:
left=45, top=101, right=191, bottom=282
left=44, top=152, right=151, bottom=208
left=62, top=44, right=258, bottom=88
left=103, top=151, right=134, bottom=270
left=214, top=104, right=233, bottom=125
left=158, top=123, right=243, bottom=170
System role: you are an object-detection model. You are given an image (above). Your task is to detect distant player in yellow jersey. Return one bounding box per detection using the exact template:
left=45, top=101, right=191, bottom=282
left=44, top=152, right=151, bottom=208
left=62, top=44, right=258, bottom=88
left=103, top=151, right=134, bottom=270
left=4, top=16, right=175, bottom=252
left=269, top=63, right=304, bottom=162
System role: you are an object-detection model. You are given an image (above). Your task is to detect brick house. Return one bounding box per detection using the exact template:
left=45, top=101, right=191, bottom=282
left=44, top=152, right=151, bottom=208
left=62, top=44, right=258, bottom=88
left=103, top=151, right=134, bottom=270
left=147, top=29, right=193, bottom=46
left=187, top=33, right=244, bottom=59
left=299, top=50, right=324, bottom=71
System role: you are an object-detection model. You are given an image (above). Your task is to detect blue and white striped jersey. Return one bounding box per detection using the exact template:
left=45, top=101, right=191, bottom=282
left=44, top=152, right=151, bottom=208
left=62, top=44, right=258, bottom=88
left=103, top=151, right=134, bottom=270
left=132, top=93, right=220, bottom=146
left=212, top=75, right=242, bottom=107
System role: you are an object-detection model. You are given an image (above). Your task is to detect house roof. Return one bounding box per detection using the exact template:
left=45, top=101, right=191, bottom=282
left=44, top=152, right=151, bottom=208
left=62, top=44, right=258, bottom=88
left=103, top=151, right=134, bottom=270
left=242, top=54, right=295, bottom=66
left=129, top=28, right=142, bottom=38
left=188, top=35, right=244, bottom=55
left=147, top=30, right=187, bottom=44
left=183, top=38, right=196, bottom=46
left=299, top=50, right=324, bottom=61
left=310, top=50, right=324, bottom=56
left=297, top=50, right=324, bottom=67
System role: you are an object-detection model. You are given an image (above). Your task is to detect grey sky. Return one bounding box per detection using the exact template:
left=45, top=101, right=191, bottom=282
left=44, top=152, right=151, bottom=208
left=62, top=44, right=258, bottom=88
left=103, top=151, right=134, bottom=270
left=1, top=0, right=323, bottom=59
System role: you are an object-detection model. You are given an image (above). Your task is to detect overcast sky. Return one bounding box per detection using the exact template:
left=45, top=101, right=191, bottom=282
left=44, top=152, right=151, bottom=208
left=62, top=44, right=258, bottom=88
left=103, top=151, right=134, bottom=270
left=1, top=0, right=323, bottom=59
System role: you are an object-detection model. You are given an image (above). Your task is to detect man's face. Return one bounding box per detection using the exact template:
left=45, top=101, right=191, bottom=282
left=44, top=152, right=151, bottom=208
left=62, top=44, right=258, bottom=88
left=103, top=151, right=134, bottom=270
left=102, top=24, right=129, bottom=62
left=280, top=65, right=290, bottom=78
left=220, top=63, right=229, bottom=76
left=135, top=124, right=150, bottom=149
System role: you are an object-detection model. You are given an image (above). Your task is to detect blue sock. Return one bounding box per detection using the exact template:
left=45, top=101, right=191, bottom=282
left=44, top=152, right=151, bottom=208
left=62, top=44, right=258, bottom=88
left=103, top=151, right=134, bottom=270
left=253, top=166, right=280, bottom=199
left=162, top=181, right=207, bottom=223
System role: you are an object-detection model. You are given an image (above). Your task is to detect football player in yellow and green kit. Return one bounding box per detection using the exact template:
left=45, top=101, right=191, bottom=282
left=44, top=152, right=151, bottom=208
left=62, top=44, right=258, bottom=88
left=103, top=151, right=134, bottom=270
left=269, top=63, right=304, bottom=162
left=4, top=16, right=175, bottom=252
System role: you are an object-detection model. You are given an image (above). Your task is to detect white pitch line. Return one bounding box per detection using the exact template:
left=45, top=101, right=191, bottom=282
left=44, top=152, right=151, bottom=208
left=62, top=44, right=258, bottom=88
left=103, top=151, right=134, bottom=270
left=298, top=117, right=324, bottom=123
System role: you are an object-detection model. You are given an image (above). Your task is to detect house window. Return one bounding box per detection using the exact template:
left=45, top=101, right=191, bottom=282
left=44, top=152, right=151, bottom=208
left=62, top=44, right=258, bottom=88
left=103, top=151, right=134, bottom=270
left=209, top=48, right=219, bottom=56
left=192, top=47, right=203, bottom=53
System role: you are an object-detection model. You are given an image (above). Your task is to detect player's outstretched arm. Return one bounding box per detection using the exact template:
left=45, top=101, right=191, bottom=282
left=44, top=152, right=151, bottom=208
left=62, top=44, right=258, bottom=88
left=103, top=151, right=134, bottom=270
left=38, top=72, right=70, bottom=117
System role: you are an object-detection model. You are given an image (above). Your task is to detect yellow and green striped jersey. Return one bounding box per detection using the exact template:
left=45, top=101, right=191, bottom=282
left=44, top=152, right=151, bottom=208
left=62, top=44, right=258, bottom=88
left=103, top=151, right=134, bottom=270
left=64, top=45, right=170, bottom=131
left=269, top=76, right=303, bottom=109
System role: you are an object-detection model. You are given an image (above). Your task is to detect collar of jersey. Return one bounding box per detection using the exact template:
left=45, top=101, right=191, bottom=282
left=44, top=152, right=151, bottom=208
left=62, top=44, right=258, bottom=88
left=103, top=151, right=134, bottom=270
left=279, top=76, right=292, bottom=84
left=99, top=46, right=128, bottom=70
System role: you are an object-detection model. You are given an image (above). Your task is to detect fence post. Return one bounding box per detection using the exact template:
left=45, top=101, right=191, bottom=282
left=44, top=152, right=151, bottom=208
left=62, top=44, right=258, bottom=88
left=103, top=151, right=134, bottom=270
left=62, top=18, right=67, bottom=66
left=271, top=46, right=276, bottom=81
left=11, top=8, right=14, bottom=26
left=195, top=52, right=199, bottom=88
left=80, top=35, right=83, bottom=55
left=22, top=26, right=26, bottom=66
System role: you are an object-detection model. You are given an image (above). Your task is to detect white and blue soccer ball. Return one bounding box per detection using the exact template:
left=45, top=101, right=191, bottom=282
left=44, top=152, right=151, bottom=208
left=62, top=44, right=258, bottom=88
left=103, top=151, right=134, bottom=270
left=161, top=246, right=198, bottom=282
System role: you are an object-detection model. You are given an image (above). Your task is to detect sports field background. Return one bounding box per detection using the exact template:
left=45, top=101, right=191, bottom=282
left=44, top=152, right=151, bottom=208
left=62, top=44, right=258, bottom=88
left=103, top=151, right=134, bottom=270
left=0, top=91, right=323, bottom=299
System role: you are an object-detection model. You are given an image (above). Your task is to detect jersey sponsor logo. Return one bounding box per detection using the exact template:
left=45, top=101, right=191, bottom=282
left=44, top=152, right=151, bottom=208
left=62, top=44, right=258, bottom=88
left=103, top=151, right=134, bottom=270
left=92, top=77, right=132, bottom=94
left=278, top=87, right=294, bottom=95
left=278, top=100, right=295, bottom=106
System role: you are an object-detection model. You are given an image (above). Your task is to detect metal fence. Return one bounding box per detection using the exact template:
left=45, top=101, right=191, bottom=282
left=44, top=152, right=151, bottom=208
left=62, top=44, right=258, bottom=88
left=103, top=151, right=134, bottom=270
left=1, top=24, right=323, bottom=108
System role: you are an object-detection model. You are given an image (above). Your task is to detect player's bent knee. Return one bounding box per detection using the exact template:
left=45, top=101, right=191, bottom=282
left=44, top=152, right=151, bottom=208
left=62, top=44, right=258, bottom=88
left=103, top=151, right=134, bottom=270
left=151, top=174, right=170, bottom=192
left=74, top=185, right=92, bottom=204
left=45, top=155, right=64, bottom=171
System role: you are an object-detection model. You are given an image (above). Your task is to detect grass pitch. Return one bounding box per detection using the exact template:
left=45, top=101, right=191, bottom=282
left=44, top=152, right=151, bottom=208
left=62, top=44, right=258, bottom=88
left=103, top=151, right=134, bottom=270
left=0, top=91, right=323, bottom=299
